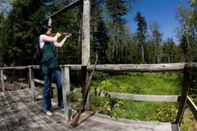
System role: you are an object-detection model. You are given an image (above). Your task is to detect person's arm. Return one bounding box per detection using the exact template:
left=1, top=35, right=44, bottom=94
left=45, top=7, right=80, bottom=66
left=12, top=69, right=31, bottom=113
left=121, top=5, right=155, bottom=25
left=41, top=33, right=61, bottom=42
left=54, top=34, right=71, bottom=48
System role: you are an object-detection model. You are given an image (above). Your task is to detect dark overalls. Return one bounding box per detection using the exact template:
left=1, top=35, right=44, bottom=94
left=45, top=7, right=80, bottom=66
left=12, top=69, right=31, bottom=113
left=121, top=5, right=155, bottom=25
left=40, top=42, right=63, bottom=112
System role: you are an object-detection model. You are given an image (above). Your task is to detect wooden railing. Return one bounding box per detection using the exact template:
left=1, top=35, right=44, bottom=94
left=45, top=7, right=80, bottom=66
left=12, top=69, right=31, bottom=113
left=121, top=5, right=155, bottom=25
left=187, top=96, right=197, bottom=120
left=0, top=63, right=197, bottom=128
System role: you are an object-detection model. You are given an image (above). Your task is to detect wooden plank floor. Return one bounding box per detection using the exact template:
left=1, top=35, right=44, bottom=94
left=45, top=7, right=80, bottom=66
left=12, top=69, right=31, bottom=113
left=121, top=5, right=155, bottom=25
left=0, top=89, right=178, bottom=131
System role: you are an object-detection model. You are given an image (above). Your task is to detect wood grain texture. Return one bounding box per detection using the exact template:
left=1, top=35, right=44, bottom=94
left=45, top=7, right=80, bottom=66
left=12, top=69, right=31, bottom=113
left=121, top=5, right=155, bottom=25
left=0, top=89, right=177, bottom=131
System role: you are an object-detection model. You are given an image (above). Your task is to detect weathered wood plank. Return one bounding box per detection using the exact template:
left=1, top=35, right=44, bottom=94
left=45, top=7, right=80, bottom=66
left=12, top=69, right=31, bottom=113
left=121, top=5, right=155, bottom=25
left=0, top=89, right=177, bottom=131
left=1, top=63, right=196, bottom=72
left=171, top=124, right=180, bottom=131
left=88, top=63, right=186, bottom=72
left=82, top=0, right=90, bottom=65
left=191, top=62, right=197, bottom=68
left=32, top=63, right=186, bottom=72
left=32, top=65, right=82, bottom=70
left=81, top=66, right=90, bottom=110
left=0, top=66, right=28, bottom=70
left=85, top=113, right=173, bottom=131
left=1, top=63, right=188, bottom=72
left=187, top=96, right=197, bottom=120
left=49, top=0, right=81, bottom=18
left=28, top=67, right=36, bottom=103
left=62, top=67, right=71, bottom=121
left=0, top=89, right=66, bottom=131
left=0, top=70, right=5, bottom=93
left=34, top=79, right=56, bottom=88
left=99, top=92, right=179, bottom=102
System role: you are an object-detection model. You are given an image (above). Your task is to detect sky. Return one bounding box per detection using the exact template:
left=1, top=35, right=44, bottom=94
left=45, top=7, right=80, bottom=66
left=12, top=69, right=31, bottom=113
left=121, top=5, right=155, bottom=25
left=125, top=0, right=189, bottom=42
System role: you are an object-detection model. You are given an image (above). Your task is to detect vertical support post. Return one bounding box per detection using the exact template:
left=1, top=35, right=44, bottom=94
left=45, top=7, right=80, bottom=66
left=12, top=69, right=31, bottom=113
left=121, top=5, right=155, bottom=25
left=81, top=66, right=90, bottom=110
left=81, top=0, right=91, bottom=110
left=82, top=0, right=90, bottom=66
left=28, top=66, right=35, bottom=103
left=175, top=64, right=191, bottom=125
left=0, top=69, right=5, bottom=94
left=62, top=66, right=71, bottom=121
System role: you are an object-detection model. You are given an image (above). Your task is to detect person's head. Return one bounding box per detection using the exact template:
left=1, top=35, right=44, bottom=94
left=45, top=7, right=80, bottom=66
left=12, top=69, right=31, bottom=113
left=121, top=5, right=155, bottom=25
left=40, top=24, right=52, bottom=35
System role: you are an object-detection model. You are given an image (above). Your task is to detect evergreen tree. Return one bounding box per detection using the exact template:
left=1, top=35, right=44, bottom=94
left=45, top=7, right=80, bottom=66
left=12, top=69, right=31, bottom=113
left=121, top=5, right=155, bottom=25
left=149, top=21, right=162, bottom=63
left=162, top=38, right=179, bottom=63
left=1, top=0, right=45, bottom=65
left=105, top=0, right=130, bottom=63
left=91, top=0, right=109, bottom=64
left=135, top=12, right=147, bottom=63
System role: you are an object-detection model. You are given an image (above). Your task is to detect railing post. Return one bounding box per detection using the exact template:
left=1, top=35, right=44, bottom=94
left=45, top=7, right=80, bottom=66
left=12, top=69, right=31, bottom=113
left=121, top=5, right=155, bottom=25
left=28, top=66, right=35, bottom=103
left=82, top=0, right=91, bottom=109
left=62, top=66, right=71, bottom=121
left=82, top=0, right=90, bottom=66
left=175, top=63, right=191, bottom=125
left=0, top=69, right=5, bottom=94
left=81, top=66, right=90, bottom=110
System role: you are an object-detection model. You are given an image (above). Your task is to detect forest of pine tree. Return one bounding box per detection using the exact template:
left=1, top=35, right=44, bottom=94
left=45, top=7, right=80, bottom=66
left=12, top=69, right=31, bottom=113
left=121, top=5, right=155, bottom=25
left=0, top=0, right=196, bottom=66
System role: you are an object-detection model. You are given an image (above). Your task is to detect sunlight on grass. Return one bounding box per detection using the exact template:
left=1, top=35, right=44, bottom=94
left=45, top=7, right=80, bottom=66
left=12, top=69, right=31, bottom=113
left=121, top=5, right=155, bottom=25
left=92, top=72, right=182, bottom=95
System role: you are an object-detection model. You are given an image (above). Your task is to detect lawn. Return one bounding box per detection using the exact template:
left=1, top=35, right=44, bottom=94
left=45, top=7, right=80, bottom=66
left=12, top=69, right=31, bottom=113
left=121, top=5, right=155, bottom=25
left=69, top=72, right=195, bottom=130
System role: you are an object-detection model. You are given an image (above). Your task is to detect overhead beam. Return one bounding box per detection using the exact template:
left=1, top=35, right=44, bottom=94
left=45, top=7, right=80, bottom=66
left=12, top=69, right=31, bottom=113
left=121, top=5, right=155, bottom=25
left=49, top=0, right=81, bottom=18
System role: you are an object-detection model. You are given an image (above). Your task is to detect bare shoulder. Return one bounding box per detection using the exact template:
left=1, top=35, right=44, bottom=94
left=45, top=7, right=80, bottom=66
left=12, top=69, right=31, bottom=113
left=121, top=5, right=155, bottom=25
left=39, top=34, right=45, bottom=39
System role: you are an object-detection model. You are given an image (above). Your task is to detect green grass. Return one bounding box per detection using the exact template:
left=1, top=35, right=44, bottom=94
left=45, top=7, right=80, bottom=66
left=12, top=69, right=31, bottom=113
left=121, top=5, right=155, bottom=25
left=90, top=96, right=178, bottom=122
left=86, top=72, right=181, bottom=122
left=70, top=72, right=195, bottom=130
left=181, top=110, right=197, bottom=131
left=92, top=72, right=182, bottom=95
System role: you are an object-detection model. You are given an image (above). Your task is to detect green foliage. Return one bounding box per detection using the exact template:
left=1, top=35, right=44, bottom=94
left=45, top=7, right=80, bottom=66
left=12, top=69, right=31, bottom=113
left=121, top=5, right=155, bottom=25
left=192, top=0, right=197, bottom=4
left=91, top=96, right=178, bottom=122
left=153, top=103, right=177, bottom=122
left=93, top=72, right=181, bottom=95
left=0, top=0, right=45, bottom=65
left=181, top=110, right=197, bottom=131
left=53, top=7, right=81, bottom=64
left=177, top=1, right=197, bottom=62
left=90, top=72, right=181, bottom=121
left=105, top=0, right=132, bottom=64
left=135, top=12, right=147, bottom=63
left=91, top=0, right=110, bottom=64
left=100, top=80, right=113, bottom=91
left=1, top=0, right=196, bottom=66
left=162, top=38, right=181, bottom=63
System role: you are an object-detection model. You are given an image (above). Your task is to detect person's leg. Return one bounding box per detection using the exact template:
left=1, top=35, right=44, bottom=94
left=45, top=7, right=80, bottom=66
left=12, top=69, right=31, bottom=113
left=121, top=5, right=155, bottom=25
left=52, top=69, right=63, bottom=108
left=42, top=66, right=52, bottom=112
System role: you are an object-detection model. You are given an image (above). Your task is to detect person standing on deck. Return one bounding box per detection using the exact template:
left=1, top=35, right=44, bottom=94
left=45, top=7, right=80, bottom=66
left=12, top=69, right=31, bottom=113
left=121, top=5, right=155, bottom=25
left=39, top=25, right=72, bottom=116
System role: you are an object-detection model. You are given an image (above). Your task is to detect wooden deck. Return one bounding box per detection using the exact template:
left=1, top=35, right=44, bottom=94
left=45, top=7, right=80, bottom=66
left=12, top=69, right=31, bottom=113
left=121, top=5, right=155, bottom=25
left=0, top=89, right=178, bottom=131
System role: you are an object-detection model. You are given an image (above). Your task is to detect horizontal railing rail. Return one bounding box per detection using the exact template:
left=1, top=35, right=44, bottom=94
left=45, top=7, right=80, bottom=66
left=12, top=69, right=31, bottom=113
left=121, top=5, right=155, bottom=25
left=0, top=63, right=190, bottom=72
left=1, top=62, right=197, bottom=127
left=30, top=63, right=187, bottom=72
left=98, top=92, right=179, bottom=102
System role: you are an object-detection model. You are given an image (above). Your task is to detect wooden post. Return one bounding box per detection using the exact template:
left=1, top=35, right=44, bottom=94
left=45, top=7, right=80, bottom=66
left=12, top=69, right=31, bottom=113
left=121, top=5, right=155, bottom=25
left=82, top=0, right=90, bottom=66
left=81, top=0, right=91, bottom=110
left=175, top=64, right=191, bottom=125
left=0, top=70, right=5, bottom=94
left=28, top=66, right=35, bottom=103
left=81, top=66, right=91, bottom=110
left=62, top=67, right=71, bottom=121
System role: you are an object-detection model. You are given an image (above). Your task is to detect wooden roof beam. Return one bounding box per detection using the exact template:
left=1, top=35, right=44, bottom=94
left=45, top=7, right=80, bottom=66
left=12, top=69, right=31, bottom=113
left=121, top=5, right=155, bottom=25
left=49, top=0, right=82, bottom=18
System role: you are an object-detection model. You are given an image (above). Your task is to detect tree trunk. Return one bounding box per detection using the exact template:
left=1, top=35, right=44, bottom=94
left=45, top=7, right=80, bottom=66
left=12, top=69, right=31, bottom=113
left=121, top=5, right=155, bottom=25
left=141, top=44, right=145, bottom=63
